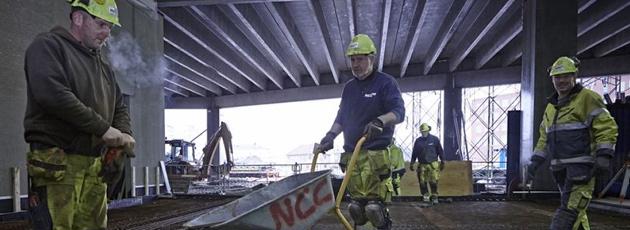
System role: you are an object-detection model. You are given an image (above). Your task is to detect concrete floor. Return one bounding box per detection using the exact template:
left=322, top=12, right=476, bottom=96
left=2, top=197, right=630, bottom=229
left=312, top=200, right=630, bottom=230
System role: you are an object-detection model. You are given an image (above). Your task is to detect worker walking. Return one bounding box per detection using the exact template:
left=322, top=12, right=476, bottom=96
left=389, top=139, right=406, bottom=196
left=318, top=34, right=405, bottom=229
left=527, top=56, right=618, bottom=230
left=23, top=0, right=134, bottom=229
left=410, top=123, right=445, bottom=206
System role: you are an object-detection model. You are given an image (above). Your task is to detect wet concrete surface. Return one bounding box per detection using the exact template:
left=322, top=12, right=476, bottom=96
left=313, top=200, right=630, bottom=230
left=2, top=198, right=630, bottom=229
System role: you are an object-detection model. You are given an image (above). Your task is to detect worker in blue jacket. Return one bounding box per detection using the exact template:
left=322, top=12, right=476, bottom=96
left=318, top=34, right=405, bottom=229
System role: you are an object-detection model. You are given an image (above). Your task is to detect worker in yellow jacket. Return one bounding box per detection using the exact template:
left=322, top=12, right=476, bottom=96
left=527, top=56, right=618, bottom=230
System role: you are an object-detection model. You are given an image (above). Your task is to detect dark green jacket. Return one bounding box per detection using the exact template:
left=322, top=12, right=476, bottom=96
left=24, top=26, right=131, bottom=156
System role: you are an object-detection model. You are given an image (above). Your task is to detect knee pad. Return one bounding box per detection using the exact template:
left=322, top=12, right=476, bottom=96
left=348, top=200, right=367, bottom=226
left=365, top=200, right=391, bottom=229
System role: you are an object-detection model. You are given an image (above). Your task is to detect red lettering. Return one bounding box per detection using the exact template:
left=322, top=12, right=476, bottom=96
left=295, top=188, right=316, bottom=219
left=313, top=179, right=333, bottom=205
left=270, top=198, right=295, bottom=230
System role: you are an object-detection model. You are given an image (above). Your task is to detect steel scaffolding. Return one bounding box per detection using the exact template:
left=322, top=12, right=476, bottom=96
left=394, top=91, right=444, bottom=160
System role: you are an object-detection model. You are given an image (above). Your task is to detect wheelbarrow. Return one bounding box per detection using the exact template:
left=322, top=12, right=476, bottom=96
left=184, top=136, right=367, bottom=229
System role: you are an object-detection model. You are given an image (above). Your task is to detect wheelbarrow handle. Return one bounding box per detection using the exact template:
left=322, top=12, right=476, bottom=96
left=335, top=135, right=367, bottom=230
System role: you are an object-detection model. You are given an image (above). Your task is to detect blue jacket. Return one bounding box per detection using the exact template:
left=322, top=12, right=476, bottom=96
left=411, top=134, right=443, bottom=164
left=334, top=71, right=405, bottom=152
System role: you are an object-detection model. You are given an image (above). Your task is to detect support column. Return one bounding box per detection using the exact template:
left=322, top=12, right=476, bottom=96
left=207, top=105, right=220, bottom=167
left=521, top=0, right=576, bottom=189
left=443, top=74, right=462, bottom=161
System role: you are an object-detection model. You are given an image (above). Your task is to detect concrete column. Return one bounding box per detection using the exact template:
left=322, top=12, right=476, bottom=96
left=521, top=0, right=577, bottom=189
left=443, top=74, right=462, bottom=161
left=207, top=105, right=220, bottom=167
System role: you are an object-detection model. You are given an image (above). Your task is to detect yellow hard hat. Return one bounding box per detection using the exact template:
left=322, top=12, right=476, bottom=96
left=549, top=56, right=579, bottom=77
left=346, top=34, right=376, bottom=56
left=420, top=123, right=431, bottom=132
left=68, top=0, right=121, bottom=26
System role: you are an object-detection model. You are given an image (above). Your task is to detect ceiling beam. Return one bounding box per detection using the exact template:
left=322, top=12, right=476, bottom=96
left=308, top=0, right=340, bottom=83
left=593, top=27, right=630, bottom=57
left=161, top=8, right=265, bottom=90
left=579, top=55, right=630, bottom=77
left=262, top=2, right=321, bottom=85
left=163, top=35, right=250, bottom=93
left=164, top=42, right=237, bottom=94
left=163, top=83, right=189, bottom=97
left=578, top=0, right=597, bottom=14
left=165, top=74, right=207, bottom=97
left=163, top=55, right=223, bottom=96
left=189, top=6, right=284, bottom=89
left=578, top=0, right=630, bottom=36
left=500, top=33, right=522, bottom=67
left=450, top=0, right=516, bottom=72
left=346, top=0, right=355, bottom=37
left=475, top=13, right=521, bottom=69
left=157, top=0, right=304, bottom=8
left=377, top=0, right=392, bottom=71
left=577, top=7, right=630, bottom=54
left=399, top=0, right=428, bottom=77
left=423, top=0, right=474, bottom=74
left=220, top=4, right=301, bottom=87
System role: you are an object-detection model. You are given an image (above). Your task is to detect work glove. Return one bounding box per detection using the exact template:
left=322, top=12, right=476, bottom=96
left=102, top=127, right=124, bottom=147
left=409, top=163, right=415, bottom=171
left=363, top=119, right=384, bottom=141
left=526, top=155, right=545, bottom=182
left=121, top=133, right=136, bottom=157
left=439, top=161, right=445, bottom=171
left=595, top=155, right=612, bottom=175
left=318, top=131, right=336, bottom=153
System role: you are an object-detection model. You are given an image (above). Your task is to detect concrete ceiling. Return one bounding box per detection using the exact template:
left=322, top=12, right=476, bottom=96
left=158, top=0, right=630, bottom=105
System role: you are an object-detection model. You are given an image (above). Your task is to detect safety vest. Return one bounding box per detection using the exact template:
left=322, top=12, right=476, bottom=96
left=533, top=84, right=617, bottom=166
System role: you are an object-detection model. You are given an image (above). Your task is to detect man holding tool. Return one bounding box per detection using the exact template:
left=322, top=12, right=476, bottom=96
left=318, top=34, right=405, bottom=229
left=24, top=0, right=134, bottom=228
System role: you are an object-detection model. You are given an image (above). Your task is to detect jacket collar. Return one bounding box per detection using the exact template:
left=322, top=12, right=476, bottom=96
left=51, top=26, right=99, bottom=56
left=548, top=84, right=583, bottom=106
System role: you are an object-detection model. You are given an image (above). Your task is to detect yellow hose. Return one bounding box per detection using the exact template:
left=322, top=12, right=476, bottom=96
left=310, top=136, right=366, bottom=230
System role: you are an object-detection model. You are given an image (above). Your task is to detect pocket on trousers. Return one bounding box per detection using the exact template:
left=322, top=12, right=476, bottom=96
left=367, top=150, right=391, bottom=181
left=567, top=164, right=593, bottom=184
left=27, top=148, right=67, bottom=182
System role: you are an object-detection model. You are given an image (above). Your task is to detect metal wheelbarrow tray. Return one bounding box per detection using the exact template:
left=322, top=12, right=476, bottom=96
left=184, top=170, right=334, bottom=229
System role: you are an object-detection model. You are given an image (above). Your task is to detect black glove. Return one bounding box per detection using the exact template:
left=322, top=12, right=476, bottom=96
left=595, top=156, right=611, bottom=174
left=439, top=161, right=445, bottom=171
left=409, top=164, right=415, bottom=171
left=319, top=131, right=336, bottom=153
left=363, top=119, right=384, bottom=140
left=527, top=155, right=545, bottom=182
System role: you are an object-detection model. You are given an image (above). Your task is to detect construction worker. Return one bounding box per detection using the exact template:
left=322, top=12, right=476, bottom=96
left=527, top=56, right=617, bottom=229
left=389, top=139, right=406, bottom=196
left=318, top=34, right=405, bottom=229
left=410, top=123, right=445, bottom=206
left=23, top=0, right=134, bottom=229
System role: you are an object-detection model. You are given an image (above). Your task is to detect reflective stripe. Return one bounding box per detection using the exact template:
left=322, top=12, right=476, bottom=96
left=550, top=156, right=594, bottom=165
left=533, top=150, right=547, bottom=159
left=585, top=108, right=607, bottom=126
left=596, top=143, right=615, bottom=150
left=546, top=122, right=588, bottom=133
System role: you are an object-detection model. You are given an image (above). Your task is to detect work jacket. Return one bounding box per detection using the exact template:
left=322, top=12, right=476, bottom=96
left=533, top=84, right=617, bottom=167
